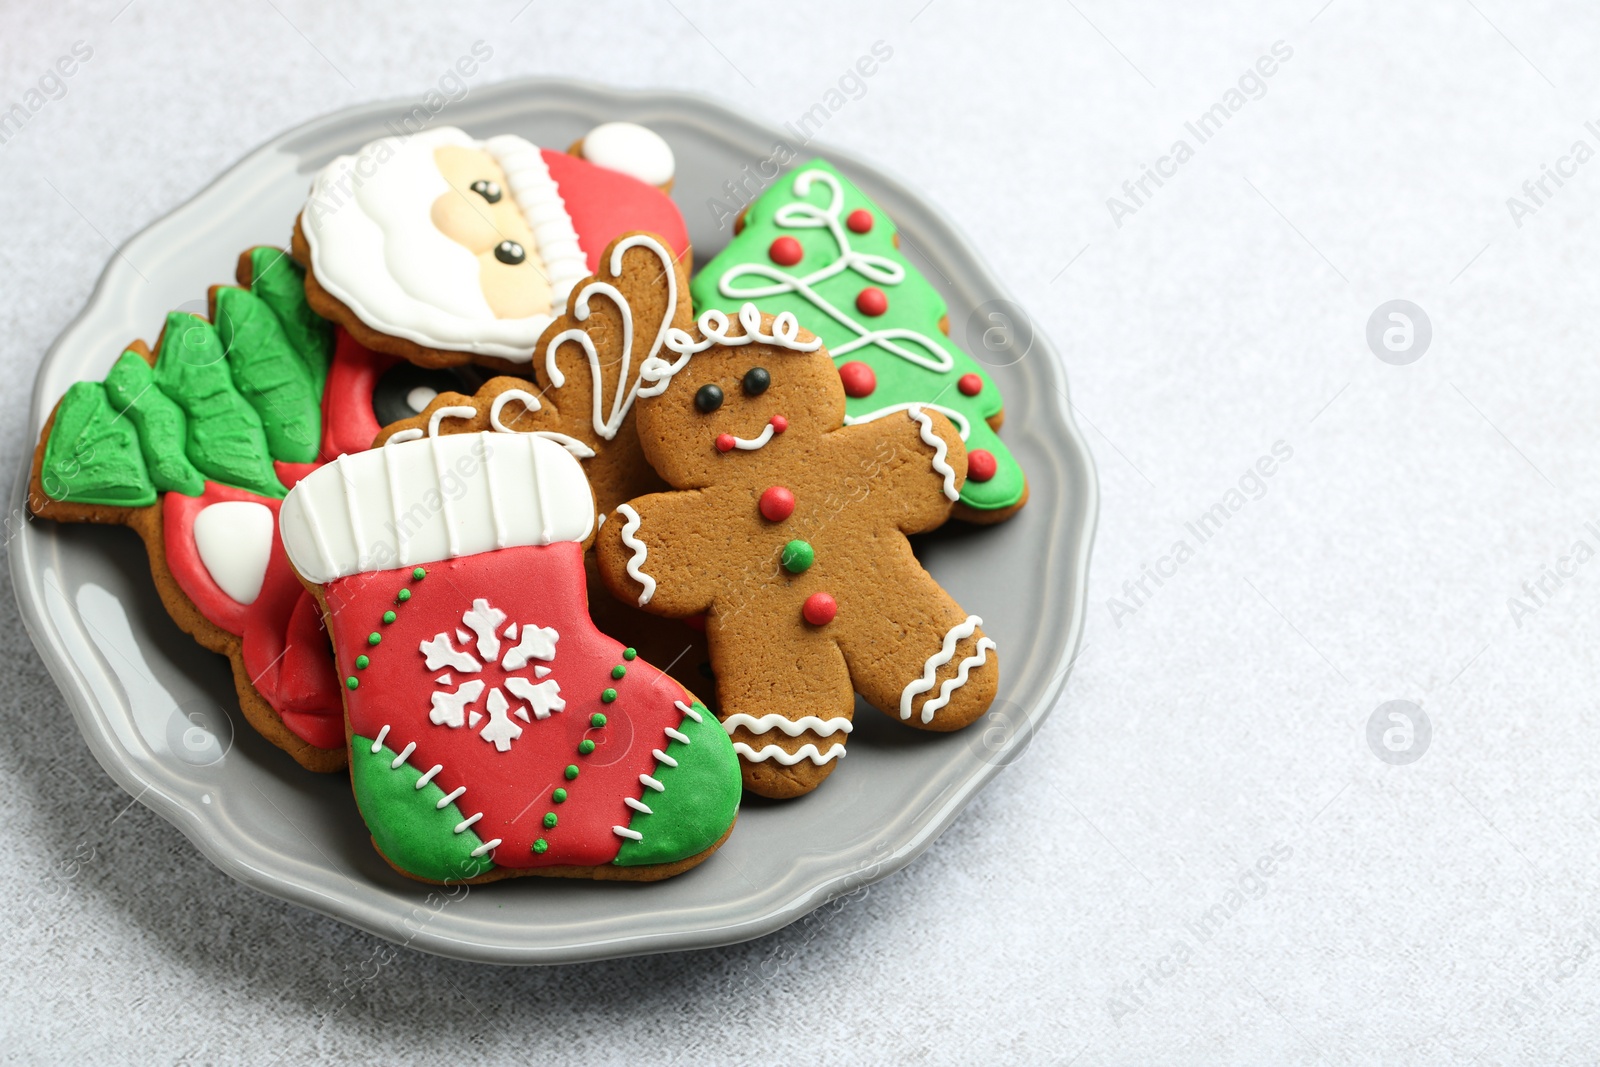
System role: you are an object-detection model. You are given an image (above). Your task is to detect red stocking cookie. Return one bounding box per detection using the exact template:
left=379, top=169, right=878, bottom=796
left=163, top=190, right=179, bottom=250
left=594, top=305, right=1000, bottom=798
left=280, top=418, right=741, bottom=882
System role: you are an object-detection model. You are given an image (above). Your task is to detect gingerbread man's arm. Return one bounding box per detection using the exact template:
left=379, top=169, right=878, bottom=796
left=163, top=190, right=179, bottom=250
left=594, top=490, right=719, bottom=619
left=828, top=406, right=967, bottom=535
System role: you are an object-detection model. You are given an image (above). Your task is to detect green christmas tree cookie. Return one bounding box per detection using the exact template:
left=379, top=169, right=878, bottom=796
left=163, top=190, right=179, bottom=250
left=692, top=158, right=1027, bottom=519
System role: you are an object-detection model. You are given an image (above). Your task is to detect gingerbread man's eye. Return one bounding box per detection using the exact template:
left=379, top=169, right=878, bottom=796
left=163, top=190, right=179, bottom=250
left=742, top=367, right=770, bottom=396
left=471, top=179, right=503, bottom=203
left=494, top=240, right=526, bottom=265
left=694, top=383, right=724, bottom=414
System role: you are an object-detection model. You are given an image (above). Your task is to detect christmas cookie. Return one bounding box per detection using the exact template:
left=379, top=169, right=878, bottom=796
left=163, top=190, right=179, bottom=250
left=594, top=304, right=1000, bottom=798
left=293, top=124, right=689, bottom=371
left=374, top=232, right=712, bottom=701
left=29, top=248, right=348, bottom=770
left=692, top=158, right=1027, bottom=523
left=278, top=419, right=741, bottom=882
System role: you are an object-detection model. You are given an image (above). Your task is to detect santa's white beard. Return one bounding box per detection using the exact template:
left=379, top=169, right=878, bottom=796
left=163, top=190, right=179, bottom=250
left=303, top=126, right=578, bottom=362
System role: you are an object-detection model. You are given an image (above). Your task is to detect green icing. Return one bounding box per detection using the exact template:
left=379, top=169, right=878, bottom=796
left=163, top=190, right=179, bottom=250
left=614, top=701, right=741, bottom=867
left=152, top=312, right=285, bottom=498
left=248, top=246, right=331, bottom=395
left=214, top=286, right=321, bottom=463
left=103, top=350, right=206, bottom=497
left=351, top=736, right=494, bottom=882
left=692, top=158, right=1026, bottom=512
left=38, top=381, right=155, bottom=507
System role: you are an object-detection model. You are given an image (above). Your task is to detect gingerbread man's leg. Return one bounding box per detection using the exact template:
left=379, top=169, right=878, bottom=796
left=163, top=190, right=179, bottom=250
left=836, top=567, right=999, bottom=734
left=708, top=610, right=856, bottom=799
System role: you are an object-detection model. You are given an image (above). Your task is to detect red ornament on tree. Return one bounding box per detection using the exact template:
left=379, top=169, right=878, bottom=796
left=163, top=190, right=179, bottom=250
left=967, top=449, right=998, bottom=482
left=802, top=592, right=838, bottom=626
left=846, top=209, right=874, bottom=234
left=838, top=361, right=877, bottom=398
left=957, top=373, right=983, bottom=397
left=855, top=287, right=888, bottom=317
left=759, top=485, right=796, bottom=521
left=769, top=236, right=803, bottom=266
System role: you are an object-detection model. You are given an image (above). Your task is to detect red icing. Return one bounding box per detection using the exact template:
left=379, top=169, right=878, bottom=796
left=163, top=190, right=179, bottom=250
left=769, top=414, right=788, bottom=434
left=274, top=460, right=320, bottom=489
left=715, top=433, right=736, bottom=453
left=957, top=373, right=983, bottom=397
left=330, top=542, right=692, bottom=868
left=323, top=329, right=396, bottom=458
left=769, top=236, right=803, bottom=266
left=163, top=483, right=343, bottom=751
left=802, top=592, right=838, bottom=626
left=856, top=287, right=888, bottom=317
left=838, top=361, right=876, bottom=398
left=759, top=486, right=795, bottom=522
left=541, top=149, right=690, bottom=271
left=846, top=208, right=873, bottom=234
left=967, top=449, right=998, bottom=483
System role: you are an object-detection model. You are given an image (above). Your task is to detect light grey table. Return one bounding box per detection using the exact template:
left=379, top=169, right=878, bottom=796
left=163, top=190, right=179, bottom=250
left=1, top=1, right=1593, bottom=1062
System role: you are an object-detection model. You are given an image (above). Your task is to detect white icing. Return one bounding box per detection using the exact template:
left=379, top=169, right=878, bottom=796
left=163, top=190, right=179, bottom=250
left=415, top=764, right=443, bottom=788
left=613, top=825, right=644, bottom=841
left=733, top=742, right=847, bottom=766
left=405, top=385, right=438, bottom=413
left=370, top=723, right=492, bottom=853
left=640, top=773, right=664, bottom=792
left=280, top=430, right=594, bottom=584
left=613, top=503, right=656, bottom=606
left=716, top=166, right=957, bottom=373
left=580, top=122, right=675, bottom=187
left=542, top=234, right=679, bottom=441
left=900, top=615, right=992, bottom=724
left=301, top=127, right=586, bottom=361
left=640, top=304, right=822, bottom=398
left=843, top=400, right=972, bottom=442
left=436, top=785, right=466, bottom=809
left=424, top=598, right=565, bottom=751
left=674, top=699, right=704, bottom=723
left=727, top=421, right=777, bottom=451
left=721, top=714, right=853, bottom=738
left=625, top=797, right=653, bottom=814
left=192, top=501, right=274, bottom=605
left=651, top=748, right=678, bottom=768
left=905, top=405, right=960, bottom=501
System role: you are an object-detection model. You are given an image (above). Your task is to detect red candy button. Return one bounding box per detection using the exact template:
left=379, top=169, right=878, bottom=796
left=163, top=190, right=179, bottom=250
left=715, top=433, right=736, bottom=453
left=856, top=287, right=888, bottom=317
left=759, top=486, right=795, bottom=521
left=967, top=449, right=997, bottom=482
left=802, top=592, right=838, bottom=625
left=769, top=236, right=803, bottom=266
left=958, top=373, right=983, bottom=396
left=846, top=209, right=874, bottom=234
left=838, top=361, right=876, bottom=398
left=770, top=414, right=788, bottom=433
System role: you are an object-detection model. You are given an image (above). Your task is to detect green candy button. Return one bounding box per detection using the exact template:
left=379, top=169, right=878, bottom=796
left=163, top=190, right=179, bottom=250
left=781, top=539, right=815, bottom=574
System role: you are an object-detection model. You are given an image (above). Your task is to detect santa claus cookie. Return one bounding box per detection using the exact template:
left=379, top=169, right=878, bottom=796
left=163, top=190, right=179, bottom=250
left=292, top=123, right=689, bottom=371
left=372, top=231, right=715, bottom=699
left=594, top=305, right=1000, bottom=799
left=693, top=158, right=1027, bottom=524
left=279, top=419, right=741, bottom=882
left=29, top=249, right=350, bottom=771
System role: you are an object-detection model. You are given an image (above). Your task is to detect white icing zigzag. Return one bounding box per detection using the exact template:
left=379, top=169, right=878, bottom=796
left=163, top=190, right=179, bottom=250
left=900, top=615, right=994, bottom=723
left=906, top=405, right=960, bottom=502
left=614, top=503, right=656, bottom=606
left=639, top=304, right=822, bottom=398
left=732, top=742, right=847, bottom=766
left=721, top=714, right=853, bottom=738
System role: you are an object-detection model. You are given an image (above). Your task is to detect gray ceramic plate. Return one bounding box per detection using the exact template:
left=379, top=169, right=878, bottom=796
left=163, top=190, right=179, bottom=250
left=11, top=79, right=1098, bottom=964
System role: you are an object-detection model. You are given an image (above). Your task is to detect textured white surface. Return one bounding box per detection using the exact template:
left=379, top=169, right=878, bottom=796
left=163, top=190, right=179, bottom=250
left=2, top=0, right=1598, bottom=1062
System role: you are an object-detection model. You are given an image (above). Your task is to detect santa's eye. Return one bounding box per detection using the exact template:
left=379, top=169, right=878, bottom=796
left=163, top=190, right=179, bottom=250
left=494, top=240, right=526, bottom=265
left=694, top=383, right=724, bottom=414
left=471, top=180, right=502, bottom=203
left=742, top=367, right=770, bottom=396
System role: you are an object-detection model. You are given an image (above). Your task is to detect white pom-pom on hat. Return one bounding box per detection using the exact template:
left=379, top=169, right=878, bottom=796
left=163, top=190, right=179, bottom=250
left=578, top=122, right=675, bottom=188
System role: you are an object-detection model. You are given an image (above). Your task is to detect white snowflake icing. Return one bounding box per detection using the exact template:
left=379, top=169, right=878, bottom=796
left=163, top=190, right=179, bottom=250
left=421, top=598, right=562, bottom=752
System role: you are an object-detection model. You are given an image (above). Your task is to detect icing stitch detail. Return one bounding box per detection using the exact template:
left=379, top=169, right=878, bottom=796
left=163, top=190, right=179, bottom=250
left=906, top=405, right=960, bottom=501
left=614, top=504, right=656, bottom=606
left=900, top=615, right=985, bottom=723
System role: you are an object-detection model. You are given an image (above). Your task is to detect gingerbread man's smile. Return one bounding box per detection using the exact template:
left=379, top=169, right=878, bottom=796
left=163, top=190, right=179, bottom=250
left=715, top=414, right=788, bottom=453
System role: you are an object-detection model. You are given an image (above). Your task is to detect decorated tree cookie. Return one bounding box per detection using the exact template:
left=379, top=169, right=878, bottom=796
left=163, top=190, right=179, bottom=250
left=594, top=305, right=1001, bottom=799
left=375, top=232, right=716, bottom=704
left=26, top=246, right=490, bottom=772
left=692, top=159, right=1027, bottom=523
left=293, top=124, right=690, bottom=372
left=279, top=420, right=741, bottom=882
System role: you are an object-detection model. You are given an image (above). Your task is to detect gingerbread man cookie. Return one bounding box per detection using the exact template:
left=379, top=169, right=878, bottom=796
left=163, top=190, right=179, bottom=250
left=594, top=305, right=1000, bottom=798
